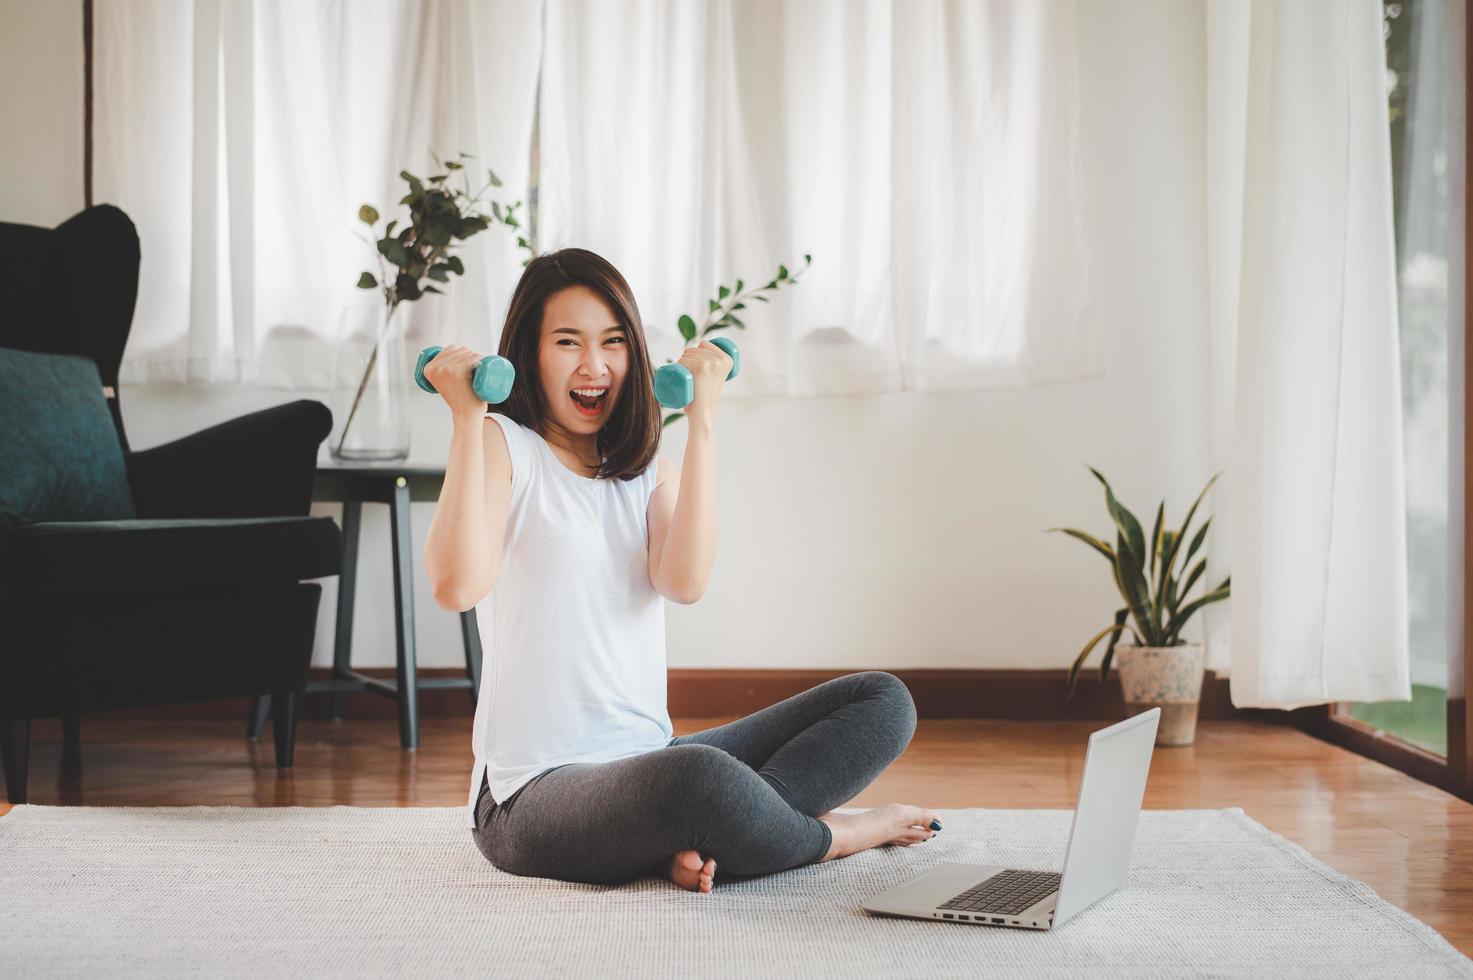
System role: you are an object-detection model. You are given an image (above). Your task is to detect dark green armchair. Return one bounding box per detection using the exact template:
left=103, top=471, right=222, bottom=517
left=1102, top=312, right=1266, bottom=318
left=0, top=204, right=342, bottom=803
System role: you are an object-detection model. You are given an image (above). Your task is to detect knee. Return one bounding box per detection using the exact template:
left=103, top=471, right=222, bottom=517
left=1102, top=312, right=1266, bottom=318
left=655, top=743, right=751, bottom=812
left=856, top=670, right=917, bottom=753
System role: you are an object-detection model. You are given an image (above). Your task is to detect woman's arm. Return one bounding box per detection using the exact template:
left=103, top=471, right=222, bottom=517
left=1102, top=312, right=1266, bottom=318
left=649, top=342, right=732, bottom=603
left=650, top=420, right=717, bottom=604
left=425, top=413, right=511, bottom=611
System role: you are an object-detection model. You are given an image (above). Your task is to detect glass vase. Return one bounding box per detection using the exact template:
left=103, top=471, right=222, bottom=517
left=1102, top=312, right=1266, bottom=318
left=329, top=303, right=411, bottom=462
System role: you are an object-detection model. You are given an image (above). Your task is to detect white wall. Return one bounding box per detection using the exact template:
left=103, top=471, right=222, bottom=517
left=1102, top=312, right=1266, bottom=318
left=0, top=1, right=83, bottom=225
left=6, top=1, right=1218, bottom=672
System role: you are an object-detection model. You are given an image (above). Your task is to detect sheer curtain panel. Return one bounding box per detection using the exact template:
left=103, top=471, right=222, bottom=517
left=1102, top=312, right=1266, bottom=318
left=94, top=0, right=543, bottom=388
left=1207, top=0, right=1412, bottom=709
left=95, top=0, right=1093, bottom=395
left=534, top=0, right=1097, bottom=397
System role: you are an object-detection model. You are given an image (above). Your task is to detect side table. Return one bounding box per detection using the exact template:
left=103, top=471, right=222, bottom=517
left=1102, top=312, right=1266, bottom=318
left=247, top=460, right=481, bottom=749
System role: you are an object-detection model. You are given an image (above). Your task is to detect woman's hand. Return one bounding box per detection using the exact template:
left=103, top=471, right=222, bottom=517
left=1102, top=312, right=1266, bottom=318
left=423, top=345, right=490, bottom=422
left=676, top=341, right=733, bottom=428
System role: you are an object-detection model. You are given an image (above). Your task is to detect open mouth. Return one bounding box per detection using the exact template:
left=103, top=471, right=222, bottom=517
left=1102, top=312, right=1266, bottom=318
left=569, top=388, right=609, bottom=417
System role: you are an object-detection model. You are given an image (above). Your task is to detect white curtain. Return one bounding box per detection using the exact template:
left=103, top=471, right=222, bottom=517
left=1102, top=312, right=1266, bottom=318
left=97, top=0, right=1095, bottom=397
left=95, top=0, right=543, bottom=388
left=95, top=0, right=1095, bottom=398
left=1207, top=0, right=1411, bottom=709
left=499, top=0, right=1097, bottom=396
left=98, top=0, right=1094, bottom=398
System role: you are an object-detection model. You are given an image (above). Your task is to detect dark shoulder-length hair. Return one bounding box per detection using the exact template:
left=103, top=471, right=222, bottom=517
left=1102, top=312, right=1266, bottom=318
left=494, top=248, right=661, bottom=481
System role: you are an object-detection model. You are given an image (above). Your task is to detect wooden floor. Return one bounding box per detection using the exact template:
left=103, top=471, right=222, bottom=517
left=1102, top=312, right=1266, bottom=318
left=4, top=715, right=1471, bottom=957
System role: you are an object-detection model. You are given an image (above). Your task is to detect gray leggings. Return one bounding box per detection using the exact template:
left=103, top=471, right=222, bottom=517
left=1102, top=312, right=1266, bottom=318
left=471, top=670, right=917, bottom=884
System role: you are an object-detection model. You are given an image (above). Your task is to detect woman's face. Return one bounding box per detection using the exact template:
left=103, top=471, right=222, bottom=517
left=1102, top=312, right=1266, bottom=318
left=537, top=284, right=629, bottom=435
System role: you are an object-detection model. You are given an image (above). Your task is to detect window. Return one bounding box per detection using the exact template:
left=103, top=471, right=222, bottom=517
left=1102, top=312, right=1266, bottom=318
left=1345, top=0, right=1455, bottom=755
left=1307, top=0, right=1472, bottom=801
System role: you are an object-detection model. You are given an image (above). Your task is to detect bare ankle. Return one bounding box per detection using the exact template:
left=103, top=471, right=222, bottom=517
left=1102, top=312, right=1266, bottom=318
left=817, top=813, right=847, bottom=861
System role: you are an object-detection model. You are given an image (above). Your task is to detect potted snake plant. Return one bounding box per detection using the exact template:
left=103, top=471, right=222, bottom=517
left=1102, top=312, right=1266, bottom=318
left=1048, top=469, right=1231, bottom=745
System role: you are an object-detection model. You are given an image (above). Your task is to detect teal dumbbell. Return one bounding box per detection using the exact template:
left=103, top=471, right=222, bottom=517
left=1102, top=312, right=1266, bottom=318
left=654, top=336, right=740, bottom=409
left=414, top=336, right=739, bottom=410
left=414, top=347, right=516, bottom=404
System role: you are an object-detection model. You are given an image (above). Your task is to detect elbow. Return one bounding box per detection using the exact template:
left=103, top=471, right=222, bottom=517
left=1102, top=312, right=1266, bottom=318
left=431, top=577, right=493, bottom=613
left=432, top=588, right=472, bottom=613
left=667, top=578, right=706, bottom=605
left=433, top=595, right=466, bottom=613
left=434, top=590, right=482, bottom=613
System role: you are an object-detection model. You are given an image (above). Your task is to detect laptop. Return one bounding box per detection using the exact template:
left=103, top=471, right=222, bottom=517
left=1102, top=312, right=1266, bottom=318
left=861, top=707, right=1160, bottom=931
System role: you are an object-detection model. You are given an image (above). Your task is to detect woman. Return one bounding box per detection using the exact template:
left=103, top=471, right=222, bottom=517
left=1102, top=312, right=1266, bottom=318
left=424, top=248, right=941, bottom=893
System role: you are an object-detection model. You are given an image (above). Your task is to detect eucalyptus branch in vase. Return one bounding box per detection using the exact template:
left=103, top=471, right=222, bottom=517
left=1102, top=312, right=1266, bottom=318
left=335, top=152, right=523, bottom=455
left=661, top=253, right=812, bottom=429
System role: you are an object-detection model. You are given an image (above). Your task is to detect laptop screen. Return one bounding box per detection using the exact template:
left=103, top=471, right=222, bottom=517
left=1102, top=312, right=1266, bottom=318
left=1052, top=707, right=1160, bottom=926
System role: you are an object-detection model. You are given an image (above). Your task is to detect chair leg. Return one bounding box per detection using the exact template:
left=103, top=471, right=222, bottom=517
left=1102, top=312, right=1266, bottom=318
left=246, top=695, right=271, bottom=740
left=2, top=719, right=30, bottom=804
left=62, top=712, right=81, bottom=750
left=271, top=692, right=297, bottom=768
left=60, top=713, right=83, bottom=785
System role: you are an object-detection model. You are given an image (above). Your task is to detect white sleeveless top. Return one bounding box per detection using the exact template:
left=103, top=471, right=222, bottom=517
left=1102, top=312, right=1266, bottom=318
left=466, top=412, right=672, bottom=827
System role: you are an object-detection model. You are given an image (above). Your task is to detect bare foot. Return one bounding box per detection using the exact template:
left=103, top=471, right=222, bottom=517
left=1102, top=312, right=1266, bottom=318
left=817, top=805, right=942, bottom=861
left=665, top=849, right=717, bottom=893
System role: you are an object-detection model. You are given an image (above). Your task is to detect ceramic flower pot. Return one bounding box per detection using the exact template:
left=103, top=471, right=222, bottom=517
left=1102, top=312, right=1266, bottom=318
left=1115, top=643, right=1205, bottom=746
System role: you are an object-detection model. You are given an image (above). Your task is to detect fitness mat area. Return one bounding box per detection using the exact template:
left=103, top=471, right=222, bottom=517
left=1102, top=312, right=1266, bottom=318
left=2, top=804, right=1469, bottom=979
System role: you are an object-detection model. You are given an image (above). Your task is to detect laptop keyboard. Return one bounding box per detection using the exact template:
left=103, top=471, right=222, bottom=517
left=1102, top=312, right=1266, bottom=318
left=938, top=870, right=1061, bottom=916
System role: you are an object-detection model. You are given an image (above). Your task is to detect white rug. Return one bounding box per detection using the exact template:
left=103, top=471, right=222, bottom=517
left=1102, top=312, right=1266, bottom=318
left=1, top=805, right=1468, bottom=979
